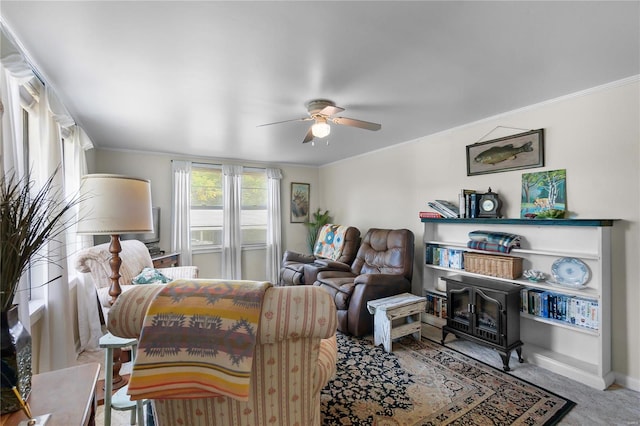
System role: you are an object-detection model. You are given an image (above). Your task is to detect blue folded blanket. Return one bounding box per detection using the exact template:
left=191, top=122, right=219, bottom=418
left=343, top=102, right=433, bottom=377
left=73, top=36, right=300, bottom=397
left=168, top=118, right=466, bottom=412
left=467, top=231, right=521, bottom=253
left=467, top=240, right=516, bottom=253
left=468, top=230, right=521, bottom=247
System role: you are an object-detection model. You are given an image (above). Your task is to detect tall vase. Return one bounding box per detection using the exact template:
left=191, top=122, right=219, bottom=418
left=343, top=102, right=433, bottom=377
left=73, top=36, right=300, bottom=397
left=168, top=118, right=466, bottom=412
left=0, top=305, right=32, bottom=414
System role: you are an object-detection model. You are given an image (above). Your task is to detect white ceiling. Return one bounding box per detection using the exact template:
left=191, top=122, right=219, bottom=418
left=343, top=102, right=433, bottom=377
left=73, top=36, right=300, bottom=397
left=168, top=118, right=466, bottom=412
left=2, top=1, right=638, bottom=167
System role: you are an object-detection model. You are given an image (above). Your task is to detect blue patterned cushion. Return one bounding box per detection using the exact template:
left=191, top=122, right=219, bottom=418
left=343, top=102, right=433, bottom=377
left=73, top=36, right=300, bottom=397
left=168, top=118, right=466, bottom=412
left=132, top=267, right=171, bottom=284
left=313, top=224, right=348, bottom=261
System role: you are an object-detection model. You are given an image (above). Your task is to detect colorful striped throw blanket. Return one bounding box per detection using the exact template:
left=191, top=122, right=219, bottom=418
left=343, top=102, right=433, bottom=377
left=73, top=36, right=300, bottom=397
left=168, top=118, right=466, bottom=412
left=127, top=279, right=272, bottom=401
left=467, top=230, right=521, bottom=253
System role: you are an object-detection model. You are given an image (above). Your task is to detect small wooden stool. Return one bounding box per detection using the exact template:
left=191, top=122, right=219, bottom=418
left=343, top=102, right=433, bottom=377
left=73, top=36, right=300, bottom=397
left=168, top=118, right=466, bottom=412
left=100, top=333, right=144, bottom=426
left=367, top=293, right=427, bottom=352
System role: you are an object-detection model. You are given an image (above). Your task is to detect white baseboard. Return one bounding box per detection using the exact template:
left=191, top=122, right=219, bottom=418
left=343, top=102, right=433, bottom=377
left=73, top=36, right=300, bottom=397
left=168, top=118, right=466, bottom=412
left=614, top=372, right=640, bottom=392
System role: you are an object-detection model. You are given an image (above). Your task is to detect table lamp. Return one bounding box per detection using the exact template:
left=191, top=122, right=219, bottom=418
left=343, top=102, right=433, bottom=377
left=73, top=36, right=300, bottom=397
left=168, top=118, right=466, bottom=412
left=77, top=174, right=153, bottom=305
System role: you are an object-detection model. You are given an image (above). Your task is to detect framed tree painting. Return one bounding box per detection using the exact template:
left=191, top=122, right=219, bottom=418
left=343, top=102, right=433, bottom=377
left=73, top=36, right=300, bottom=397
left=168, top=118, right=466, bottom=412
left=467, top=129, right=544, bottom=176
left=290, top=182, right=310, bottom=223
left=521, top=169, right=566, bottom=218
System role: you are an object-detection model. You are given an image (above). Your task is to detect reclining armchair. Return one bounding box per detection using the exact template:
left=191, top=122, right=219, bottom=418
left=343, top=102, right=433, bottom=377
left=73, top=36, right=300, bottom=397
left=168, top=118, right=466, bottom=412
left=313, top=228, right=415, bottom=337
left=279, top=224, right=360, bottom=286
left=107, top=282, right=338, bottom=426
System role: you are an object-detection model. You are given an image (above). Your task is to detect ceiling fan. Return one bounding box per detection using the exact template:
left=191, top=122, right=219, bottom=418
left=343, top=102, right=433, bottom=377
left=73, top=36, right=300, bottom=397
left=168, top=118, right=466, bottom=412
left=258, top=99, right=382, bottom=144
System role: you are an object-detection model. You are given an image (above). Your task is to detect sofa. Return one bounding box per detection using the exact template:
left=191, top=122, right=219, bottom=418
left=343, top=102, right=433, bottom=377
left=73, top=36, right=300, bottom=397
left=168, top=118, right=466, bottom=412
left=107, top=281, right=338, bottom=426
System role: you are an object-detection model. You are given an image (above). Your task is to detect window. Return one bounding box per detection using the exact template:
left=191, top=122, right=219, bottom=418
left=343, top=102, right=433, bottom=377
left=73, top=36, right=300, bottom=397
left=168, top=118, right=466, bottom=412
left=190, top=165, right=268, bottom=250
left=20, top=79, right=43, bottom=300
left=190, top=165, right=223, bottom=248
left=241, top=168, right=267, bottom=246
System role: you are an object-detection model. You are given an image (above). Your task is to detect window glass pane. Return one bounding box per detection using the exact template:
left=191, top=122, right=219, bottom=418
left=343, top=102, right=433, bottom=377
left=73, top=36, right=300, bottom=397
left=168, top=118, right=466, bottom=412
left=191, top=166, right=222, bottom=247
left=241, top=170, right=267, bottom=245
left=188, top=166, right=268, bottom=248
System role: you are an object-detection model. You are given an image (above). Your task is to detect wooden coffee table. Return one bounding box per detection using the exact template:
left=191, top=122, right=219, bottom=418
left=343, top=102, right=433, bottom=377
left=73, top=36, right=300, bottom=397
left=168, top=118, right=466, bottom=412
left=0, top=362, right=100, bottom=426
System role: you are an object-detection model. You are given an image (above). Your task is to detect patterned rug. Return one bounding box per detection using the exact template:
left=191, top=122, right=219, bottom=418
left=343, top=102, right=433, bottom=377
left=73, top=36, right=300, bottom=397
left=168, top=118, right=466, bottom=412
left=321, top=333, right=575, bottom=425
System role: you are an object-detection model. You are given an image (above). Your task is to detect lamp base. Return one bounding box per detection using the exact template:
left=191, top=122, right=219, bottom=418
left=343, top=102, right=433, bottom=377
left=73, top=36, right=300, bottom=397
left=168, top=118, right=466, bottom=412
left=18, top=413, right=51, bottom=426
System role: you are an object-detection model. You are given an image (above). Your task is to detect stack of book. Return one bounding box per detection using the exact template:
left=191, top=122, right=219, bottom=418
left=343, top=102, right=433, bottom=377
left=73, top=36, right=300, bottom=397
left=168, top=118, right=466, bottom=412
left=427, top=200, right=459, bottom=218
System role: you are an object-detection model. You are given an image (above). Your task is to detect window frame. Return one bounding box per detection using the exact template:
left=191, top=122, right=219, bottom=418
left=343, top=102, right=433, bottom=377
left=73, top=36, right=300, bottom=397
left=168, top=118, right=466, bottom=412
left=189, top=164, right=269, bottom=253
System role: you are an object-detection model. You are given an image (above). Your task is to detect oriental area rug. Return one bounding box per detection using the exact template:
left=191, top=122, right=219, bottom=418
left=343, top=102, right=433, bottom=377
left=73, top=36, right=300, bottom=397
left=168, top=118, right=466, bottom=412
left=320, top=333, right=575, bottom=426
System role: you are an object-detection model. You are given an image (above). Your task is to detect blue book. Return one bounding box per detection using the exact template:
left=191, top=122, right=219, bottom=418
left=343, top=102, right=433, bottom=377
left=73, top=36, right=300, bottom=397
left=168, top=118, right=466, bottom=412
left=469, top=194, right=478, bottom=218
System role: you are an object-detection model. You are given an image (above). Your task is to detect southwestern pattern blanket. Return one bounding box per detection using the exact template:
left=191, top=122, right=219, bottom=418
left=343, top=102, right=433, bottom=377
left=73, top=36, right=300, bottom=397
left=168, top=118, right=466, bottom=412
left=127, top=279, right=271, bottom=401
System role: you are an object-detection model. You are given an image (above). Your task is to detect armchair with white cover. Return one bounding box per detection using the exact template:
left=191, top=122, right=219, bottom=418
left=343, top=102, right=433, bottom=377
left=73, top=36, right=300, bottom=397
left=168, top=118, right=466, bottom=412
left=74, top=239, right=198, bottom=350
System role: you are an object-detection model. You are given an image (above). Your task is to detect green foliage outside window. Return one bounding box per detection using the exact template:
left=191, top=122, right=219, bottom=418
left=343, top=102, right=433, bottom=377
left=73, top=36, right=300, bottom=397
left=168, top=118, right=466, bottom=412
left=190, top=166, right=268, bottom=247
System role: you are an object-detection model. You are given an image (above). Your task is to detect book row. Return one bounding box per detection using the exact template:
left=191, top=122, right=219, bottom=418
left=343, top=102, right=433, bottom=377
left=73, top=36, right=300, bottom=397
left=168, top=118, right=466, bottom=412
left=425, top=245, right=465, bottom=270
left=458, top=189, right=480, bottom=218
left=424, top=292, right=447, bottom=319
left=521, top=289, right=599, bottom=330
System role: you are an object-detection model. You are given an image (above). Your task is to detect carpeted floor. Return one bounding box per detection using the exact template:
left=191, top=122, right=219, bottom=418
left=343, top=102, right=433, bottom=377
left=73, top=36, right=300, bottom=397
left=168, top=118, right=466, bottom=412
left=79, top=327, right=640, bottom=425
left=321, top=332, right=574, bottom=425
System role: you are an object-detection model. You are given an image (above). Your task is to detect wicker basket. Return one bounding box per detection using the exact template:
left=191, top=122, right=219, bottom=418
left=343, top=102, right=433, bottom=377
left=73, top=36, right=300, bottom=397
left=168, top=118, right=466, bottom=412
left=463, top=252, right=523, bottom=279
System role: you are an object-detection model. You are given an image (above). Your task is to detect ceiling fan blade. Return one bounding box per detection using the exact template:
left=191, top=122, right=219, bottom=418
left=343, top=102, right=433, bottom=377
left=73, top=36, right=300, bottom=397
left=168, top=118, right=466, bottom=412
left=302, top=127, right=314, bottom=144
left=257, top=117, right=311, bottom=127
left=319, top=105, right=345, bottom=116
left=331, top=116, right=382, bottom=131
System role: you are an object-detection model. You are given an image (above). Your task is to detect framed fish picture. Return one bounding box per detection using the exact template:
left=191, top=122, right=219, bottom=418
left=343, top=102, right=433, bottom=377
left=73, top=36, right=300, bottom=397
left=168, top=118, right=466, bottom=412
left=466, top=129, right=544, bottom=176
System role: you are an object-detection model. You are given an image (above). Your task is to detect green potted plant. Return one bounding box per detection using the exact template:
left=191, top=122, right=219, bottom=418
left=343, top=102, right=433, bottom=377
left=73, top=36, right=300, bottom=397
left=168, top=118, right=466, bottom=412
left=1, top=169, right=80, bottom=414
left=304, top=208, right=332, bottom=254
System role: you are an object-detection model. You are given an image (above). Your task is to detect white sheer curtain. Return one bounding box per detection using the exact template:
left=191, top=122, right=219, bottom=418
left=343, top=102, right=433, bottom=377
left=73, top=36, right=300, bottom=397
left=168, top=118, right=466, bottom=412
left=31, top=86, right=76, bottom=371
left=171, top=160, right=193, bottom=265
left=63, top=126, right=98, bottom=354
left=2, top=27, right=94, bottom=368
left=266, top=168, right=282, bottom=283
left=222, top=164, right=243, bottom=279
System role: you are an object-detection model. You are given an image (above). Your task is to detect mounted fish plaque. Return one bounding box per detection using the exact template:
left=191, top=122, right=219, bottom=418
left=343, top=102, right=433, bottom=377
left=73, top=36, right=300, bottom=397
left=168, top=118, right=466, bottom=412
left=466, top=129, right=544, bottom=176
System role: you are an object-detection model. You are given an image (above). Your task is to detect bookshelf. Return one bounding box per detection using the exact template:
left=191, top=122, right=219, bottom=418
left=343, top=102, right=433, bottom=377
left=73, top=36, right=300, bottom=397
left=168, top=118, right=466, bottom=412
left=421, top=217, right=616, bottom=390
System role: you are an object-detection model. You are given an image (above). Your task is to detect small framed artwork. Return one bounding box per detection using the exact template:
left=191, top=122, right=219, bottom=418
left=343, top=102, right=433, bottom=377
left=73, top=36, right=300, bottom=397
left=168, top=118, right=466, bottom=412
left=290, top=182, right=310, bottom=223
left=520, top=169, right=566, bottom=218
left=466, top=129, right=544, bottom=176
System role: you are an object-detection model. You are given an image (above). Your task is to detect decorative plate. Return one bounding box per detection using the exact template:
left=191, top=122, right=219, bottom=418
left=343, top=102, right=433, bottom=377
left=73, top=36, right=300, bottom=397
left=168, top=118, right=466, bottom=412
left=551, top=257, right=590, bottom=287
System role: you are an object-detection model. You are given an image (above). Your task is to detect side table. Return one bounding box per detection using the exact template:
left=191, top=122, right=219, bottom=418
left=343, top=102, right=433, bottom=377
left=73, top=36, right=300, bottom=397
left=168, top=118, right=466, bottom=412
left=0, top=362, right=100, bottom=426
left=151, top=252, right=180, bottom=268
left=367, top=293, right=427, bottom=353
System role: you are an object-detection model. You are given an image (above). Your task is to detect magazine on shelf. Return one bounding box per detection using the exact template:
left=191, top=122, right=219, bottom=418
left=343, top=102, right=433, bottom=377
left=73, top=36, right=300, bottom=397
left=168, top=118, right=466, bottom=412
left=427, top=201, right=457, bottom=218
left=434, top=200, right=460, bottom=217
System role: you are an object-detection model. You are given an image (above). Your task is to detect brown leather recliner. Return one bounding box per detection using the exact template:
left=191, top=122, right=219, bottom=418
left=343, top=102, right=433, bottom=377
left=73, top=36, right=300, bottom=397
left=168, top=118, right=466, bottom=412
left=279, top=224, right=361, bottom=286
left=313, top=228, right=415, bottom=337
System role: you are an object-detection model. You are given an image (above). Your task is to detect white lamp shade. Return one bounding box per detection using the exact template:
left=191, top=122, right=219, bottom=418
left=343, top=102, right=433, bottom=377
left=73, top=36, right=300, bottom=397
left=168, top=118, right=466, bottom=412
left=311, top=120, right=331, bottom=138
left=77, top=174, right=153, bottom=235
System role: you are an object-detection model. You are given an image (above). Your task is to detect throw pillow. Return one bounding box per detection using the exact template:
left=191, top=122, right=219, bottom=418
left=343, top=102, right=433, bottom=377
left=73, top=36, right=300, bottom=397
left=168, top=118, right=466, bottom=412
left=132, top=267, right=172, bottom=284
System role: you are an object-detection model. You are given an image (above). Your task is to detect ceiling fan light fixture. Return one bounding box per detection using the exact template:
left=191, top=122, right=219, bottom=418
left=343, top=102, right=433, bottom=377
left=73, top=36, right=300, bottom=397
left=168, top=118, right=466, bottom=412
left=311, top=118, right=330, bottom=138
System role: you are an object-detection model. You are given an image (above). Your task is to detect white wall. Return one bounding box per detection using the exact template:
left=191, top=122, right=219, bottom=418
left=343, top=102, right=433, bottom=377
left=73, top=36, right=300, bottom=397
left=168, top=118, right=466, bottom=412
left=92, top=78, right=639, bottom=387
left=92, top=150, right=319, bottom=278
left=318, top=78, right=640, bottom=387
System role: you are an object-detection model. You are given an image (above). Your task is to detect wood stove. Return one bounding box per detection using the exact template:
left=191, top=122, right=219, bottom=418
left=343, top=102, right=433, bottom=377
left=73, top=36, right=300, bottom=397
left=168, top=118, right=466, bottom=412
left=441, top=274, right=524, bottom=371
